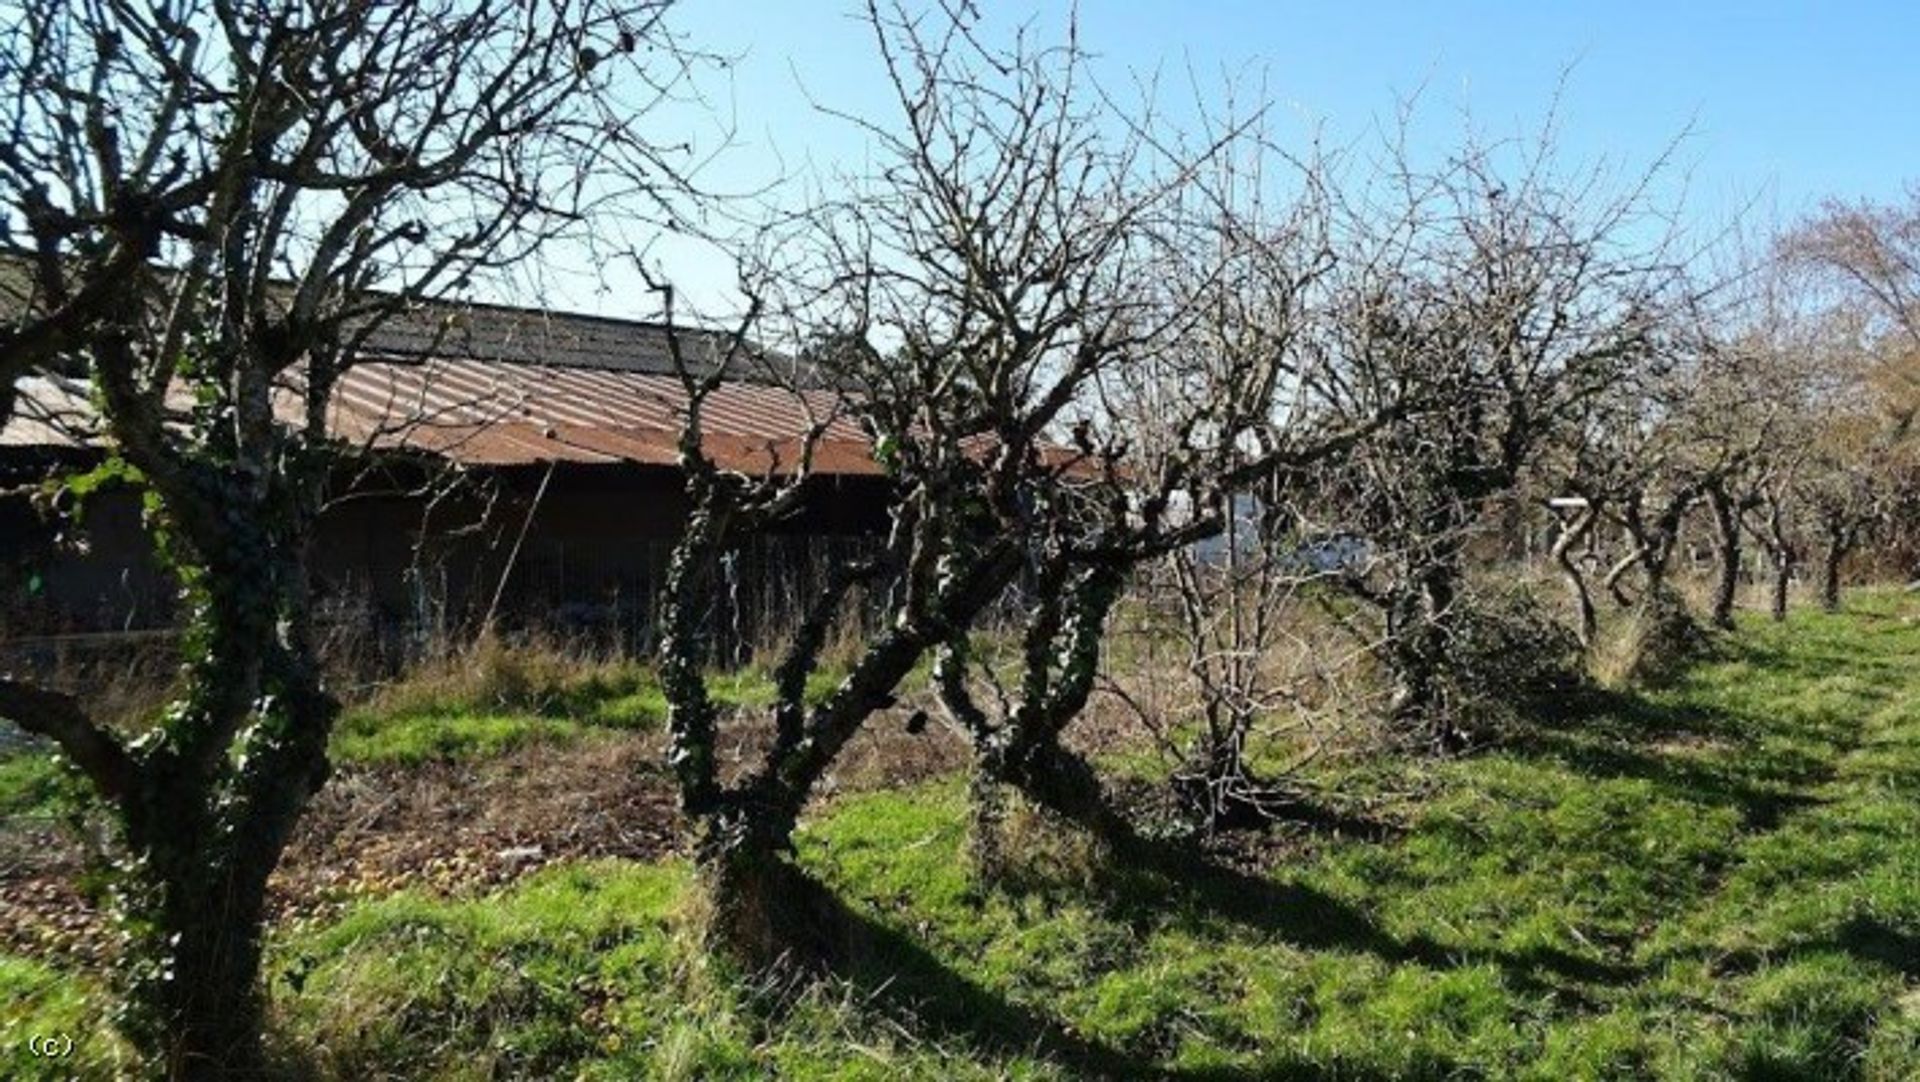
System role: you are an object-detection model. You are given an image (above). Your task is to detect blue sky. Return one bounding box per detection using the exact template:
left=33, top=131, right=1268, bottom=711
left=555, top=1, right=1920, bottom=316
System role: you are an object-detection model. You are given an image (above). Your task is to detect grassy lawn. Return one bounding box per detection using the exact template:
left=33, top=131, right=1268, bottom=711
left=0, top=751, right=75, bottom=819
left=326, top=655, right=850, bottom=767
left=4, top=593, right=1919, bottom=1078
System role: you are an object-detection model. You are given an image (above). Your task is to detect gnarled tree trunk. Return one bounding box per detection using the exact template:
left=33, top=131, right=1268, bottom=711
left=1749, top=490, right=1797, bottom=623
left=1817, top=521, right=1859, bottom=612
left=1706, top=485, right=1743, bottom=630
left=1380, top=560, right=1466, bottom=751
left=1550, top=505, right=1600, bottom=647
left=121, top=542, right=335, bottom=1078
left=942, top=563, right=1142, bottom=875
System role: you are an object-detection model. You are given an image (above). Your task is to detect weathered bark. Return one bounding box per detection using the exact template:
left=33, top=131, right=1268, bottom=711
left=964, top=767, right=1011, bottom=883
left=1769, top=551, right=1792, bottom=621
left=997, top=740, right=1143, bottom=855
left=1550, top=506, right=1600, bottom=647
left=1816, top=518, right=1861, bottom=613
left=1820, top=539, right=1846, bottom=611
left=943, top=563, right=1144, bottom=870
left=0, top=681, right=134, bottom=801
left=1612, top=485, right=1699, bottom=615
left=117, top=548, right=335, bottom=1078
left=668, top=516, right=1025, bottom=959
left=0, top=679, right=281, bottom=1079
left=1602, top=546, right=1646, bottom=608
left=694, top=832, right=844, bottom=972
left=139, top=864, right=274, bottom=1078
left=1706, top=486, right=1742, bottom=631
left=1745, top=489, right=1797, bottom=623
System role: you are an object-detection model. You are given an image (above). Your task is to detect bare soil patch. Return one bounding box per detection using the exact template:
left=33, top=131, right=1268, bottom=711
left=0, top=702, right=980, bottom=968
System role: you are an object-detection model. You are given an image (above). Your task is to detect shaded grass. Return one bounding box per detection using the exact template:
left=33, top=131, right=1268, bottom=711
left=5, top=591, right=1919, bottom=1078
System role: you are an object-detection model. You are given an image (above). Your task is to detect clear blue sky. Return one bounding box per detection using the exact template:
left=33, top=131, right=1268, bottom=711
left=556, top=1, right=1920, bottom=316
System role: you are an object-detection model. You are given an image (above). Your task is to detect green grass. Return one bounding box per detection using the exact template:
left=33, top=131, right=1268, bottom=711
left=2, top=646, right=855, bottom=777
left=0, top=748, right=74, bottom=818
left=5, top=592, right=1919, bottom=1078
left=329, top=655, right=849, bottom=767
left=327, top=644, right=673, bottom=766
left=0, top=957, right=133, bottom=1079
left=329, top=712, right=593, bottom=766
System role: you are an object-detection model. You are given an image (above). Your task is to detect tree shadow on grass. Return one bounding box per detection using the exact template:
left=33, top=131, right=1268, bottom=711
left=1700, top=914, right=1920, bottom=982
left=1096, top=832, right=1642, bottom=996
left=1821, top=914, right=1920, bottom=979
left=806, top=836, right=1636, bottom=1077
left=1503, top=687, right=1834, bottom=830
left=969, top=807, right=1642, bottom=1011
left=759, top=862, right=1410, bottom=1080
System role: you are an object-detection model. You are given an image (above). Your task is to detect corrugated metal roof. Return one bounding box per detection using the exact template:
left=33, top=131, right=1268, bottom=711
left=2, top=305, right=884, bottom=476
left=355, top=300, right=743, bottom=377
left=320, top=357, right=878, bottom=475
left=0, top=376, right=94, bottom=449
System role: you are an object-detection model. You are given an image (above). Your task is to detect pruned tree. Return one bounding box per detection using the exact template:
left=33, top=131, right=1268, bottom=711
left=1778, top=188, right=1920, bottom=593
left=1554, top=356, right=1708, bottom=620
left=931, top=180, right=1357, bottom=860
left=0, top=1, right=697, bottom=1073
left=1797, top=442, right=1886, bottom=610
left=1081, top=153, right=1360, bottom=836
left=1304, top=126, right=1685, bottom=745
left=1691, top=346, right=1783, bottom=630
left=1543, top=494, right=1603, bottom=647
left=851, top=7, right=1374, bottom=865
left=1777, top=317, right=1913, bottom=610
left=1538, top=372, right=1671, bottom=647
left=1778, top=186, right=1920, bottom=372
left=653, top=0, right=1149, bottom=958
left=653, top=2, right=1378, bottom=937
left=1145, top=471, right=1338, bottom=831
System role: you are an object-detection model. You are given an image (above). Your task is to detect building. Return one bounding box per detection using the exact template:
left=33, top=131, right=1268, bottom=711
left=0, top=301, right=892, bottom=661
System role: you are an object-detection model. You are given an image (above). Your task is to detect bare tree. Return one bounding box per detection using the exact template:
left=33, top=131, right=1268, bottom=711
left=1543, top=495, right=1603, bottom=646
left=1147, top=474, right=1328, bottom=830
left=1093, top=162, right=1360, bottom=835
left=0, top=2, right=697, bottom=1073
left=653, top=3, right=1381, bottom=945
left=1560, top=366, right=1709, bottom=618
left=861, top=9, right=1376, bottom=866
left=1779, top=186, right=1920, bottom=367
left=1305, top=125, right=1684, bottom=745
left=933, top=186, right=1359, bottom=862
left=1539, top=371, right=1677, bottom=647
left=1780, top=318, right=1913, bottom=609
left=1778, top=189, right=1920, bottom=593
left=1798, top=447, right=1885, bottom=610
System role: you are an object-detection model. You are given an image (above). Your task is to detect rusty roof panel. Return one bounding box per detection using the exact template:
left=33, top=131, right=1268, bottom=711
left=324, top=359, right=879, bottom=474
left=5, top=358, right=883, bottom=476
